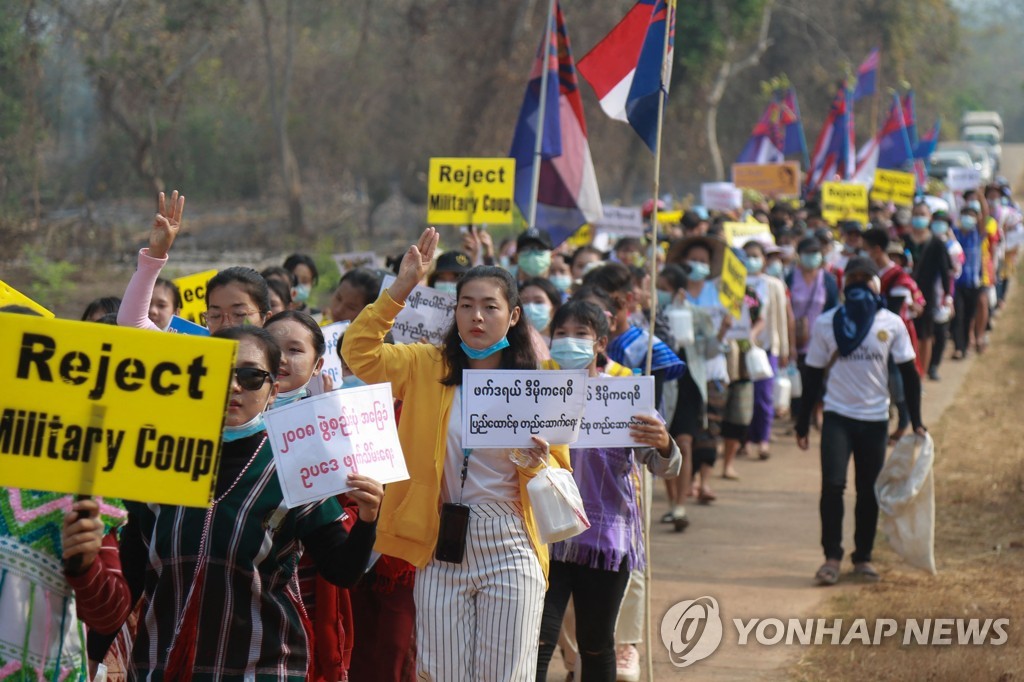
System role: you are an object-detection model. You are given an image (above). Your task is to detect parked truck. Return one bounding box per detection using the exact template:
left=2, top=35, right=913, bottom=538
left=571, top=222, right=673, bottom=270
left=960, top=111, right=1003, bottom=170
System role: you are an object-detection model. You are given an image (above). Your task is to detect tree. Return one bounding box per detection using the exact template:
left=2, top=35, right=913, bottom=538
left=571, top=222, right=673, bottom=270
left=256, top=0, right=306, bottom=236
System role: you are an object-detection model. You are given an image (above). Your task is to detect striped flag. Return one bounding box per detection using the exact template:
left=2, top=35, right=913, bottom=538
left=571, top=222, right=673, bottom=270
left=578, top=0, right=675, bottom=151
left=852, top=48, right=880, bottom=102
left=736, top=96, right=799, bottom=164
left=805, top=85, right=855, bottom=193
left=852, top=93, right=915, bottom=183
left=509, top=1, right=602, bottom=247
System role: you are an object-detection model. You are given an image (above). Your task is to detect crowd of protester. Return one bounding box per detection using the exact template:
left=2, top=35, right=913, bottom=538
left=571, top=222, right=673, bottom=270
left=1, top=175, right=1021, bottom=682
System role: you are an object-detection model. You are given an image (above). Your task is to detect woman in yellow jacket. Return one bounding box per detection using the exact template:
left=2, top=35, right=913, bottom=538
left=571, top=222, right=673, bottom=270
left=342, top=227, right=570, bottom=681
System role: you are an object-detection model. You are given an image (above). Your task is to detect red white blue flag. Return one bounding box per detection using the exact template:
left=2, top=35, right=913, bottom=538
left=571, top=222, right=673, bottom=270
left=578, top=0, right=675, bottom=151
left=852, top=48, right=880, bottom=102
left=509, top=1, right=602, bottom=247
left=805, top=85, right=856, bottom=193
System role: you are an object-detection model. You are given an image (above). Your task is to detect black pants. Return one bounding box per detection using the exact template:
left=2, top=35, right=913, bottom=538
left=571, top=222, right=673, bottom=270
left=953, top=285, right=980, bottom=353
left=536, top=558, right=632, bottom=682
left=931, top=321, right=949, bottom=371
left=820, top=412, right=888, bottom=563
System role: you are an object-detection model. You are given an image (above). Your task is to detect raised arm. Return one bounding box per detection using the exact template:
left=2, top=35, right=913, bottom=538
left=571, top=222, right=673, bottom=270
left=118, top=191, right=186, bottom=331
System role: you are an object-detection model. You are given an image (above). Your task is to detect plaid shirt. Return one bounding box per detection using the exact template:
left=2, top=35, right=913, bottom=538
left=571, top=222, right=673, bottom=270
left=123, top=437, right=348, bottom=681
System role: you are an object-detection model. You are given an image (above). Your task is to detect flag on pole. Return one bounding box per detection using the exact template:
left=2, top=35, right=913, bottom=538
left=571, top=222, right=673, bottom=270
left=782, top=87, right=808, bottom=162
left=735, top=95, right=799, bottom=164
left=578, top=0, right=675, bottom=151
left=805, top=85, right=855, bottom=193
left=852, top=93, right=914, bottom=183
left=901, top=90, right=918, bottom=146
left=510, top=1, right=602, bottom=247
left=852, top=48, right=880, bottom=102
left=912, top=119, right=941, bottom=186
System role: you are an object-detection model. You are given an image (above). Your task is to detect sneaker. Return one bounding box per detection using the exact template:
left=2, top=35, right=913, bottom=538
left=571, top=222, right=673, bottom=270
left=615, top=644, right=640, bottom=682
left=927, top=367, right=940, bottom=381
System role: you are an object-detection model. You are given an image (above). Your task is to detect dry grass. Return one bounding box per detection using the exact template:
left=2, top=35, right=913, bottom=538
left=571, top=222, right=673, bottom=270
left=791, top=284, right=1024, bottom=681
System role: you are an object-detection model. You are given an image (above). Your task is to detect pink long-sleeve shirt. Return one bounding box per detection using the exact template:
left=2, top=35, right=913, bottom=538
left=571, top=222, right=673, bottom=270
left=117, top=248, right=167, bottom=331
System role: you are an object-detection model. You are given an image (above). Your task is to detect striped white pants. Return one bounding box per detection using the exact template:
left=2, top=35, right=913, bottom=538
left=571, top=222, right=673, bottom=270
left=414, top=501, right=545, bottom=682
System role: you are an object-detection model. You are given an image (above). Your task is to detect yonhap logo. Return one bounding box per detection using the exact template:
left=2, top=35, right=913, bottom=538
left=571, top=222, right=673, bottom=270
left=660, top=596, right=724, bottom=668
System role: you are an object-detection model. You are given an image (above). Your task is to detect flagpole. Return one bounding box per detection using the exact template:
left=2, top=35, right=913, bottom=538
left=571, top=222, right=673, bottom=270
left=527, top=0, right=557, bottom=229
left=642, top=4, right=674, bottom=681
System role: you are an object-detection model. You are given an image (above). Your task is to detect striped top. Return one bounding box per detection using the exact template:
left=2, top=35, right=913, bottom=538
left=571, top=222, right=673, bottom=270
left=606, top=325, right=686, bottom=381
left=116, top=433, right=372, bottom=681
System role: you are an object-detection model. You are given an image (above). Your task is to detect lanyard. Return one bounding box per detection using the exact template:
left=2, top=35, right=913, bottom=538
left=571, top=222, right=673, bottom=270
left=457, top=387, right=472, bottom=504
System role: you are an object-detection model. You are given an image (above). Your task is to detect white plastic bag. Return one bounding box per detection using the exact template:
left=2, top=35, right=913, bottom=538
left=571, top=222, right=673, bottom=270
left=788, top=363, right=803, bottom=398
left=773, top=375, right=791, bottom=412
left=666, top=306, right=695, bottom=347
left=875, top=433, right=936, bottom=574
left=745, top=346, right=774, bottom=381
left=527, top=467, right=591, bottom=544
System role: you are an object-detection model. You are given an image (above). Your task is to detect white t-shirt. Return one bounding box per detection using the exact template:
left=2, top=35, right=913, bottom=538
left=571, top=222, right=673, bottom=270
left=805, top=308, right=915, bottom=422
left=442, top=386, right=520, bottom=504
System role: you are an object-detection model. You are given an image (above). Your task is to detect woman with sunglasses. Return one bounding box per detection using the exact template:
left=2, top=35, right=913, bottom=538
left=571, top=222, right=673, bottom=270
left=64, top=326, right=383, bottom=681
left=343, top=227, right=570, bottom=681
left=119, top=191, right=273, bottom=333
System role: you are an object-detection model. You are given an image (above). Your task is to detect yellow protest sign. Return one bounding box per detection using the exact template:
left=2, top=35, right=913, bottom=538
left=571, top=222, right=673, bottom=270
left=718, top=249, right=748, bottom=320
left=732, top=162, right=801, bottom=196
left=723, top=221, right=773, bottom=248
left=172, top=269, right=217, bottom=325
left=0, top=280, right=54, bottom=318
left=870, top=169, right=916, bottom=208
left=0, top=313, right=237, bottom=507
left=427, top=158, right=515, bottom=225
left=821, top=182, right=869, bottom=226
left=565, top=223, right=593, bottom=248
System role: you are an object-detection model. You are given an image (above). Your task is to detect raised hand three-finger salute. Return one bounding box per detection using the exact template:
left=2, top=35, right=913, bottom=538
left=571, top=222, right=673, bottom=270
left=148, top=190, right=186, bottom=260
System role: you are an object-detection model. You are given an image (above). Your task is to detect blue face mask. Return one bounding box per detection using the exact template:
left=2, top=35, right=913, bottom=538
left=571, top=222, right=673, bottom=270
left=223, top=412, right=266, bottom=442
left=911, top=216, right=929, bottom=230
left=745, top=256, right=764, bottom=274
left=341, top=374, right=366, bottom=389
left=518, top=250, right=552, bottom=277
left=549, top=337, right=595, bottom=369
left=931, top=220, right=949, bottom=235
left=292, top=284, right=311, bottom=304
left=765, top=262, right=784, bottom=278
left=656, top=290, right=673, bottom=310
left=687, top=261, right=711, bottom=281
left=434, top=281, right=458, bottom=297
left=549, top=274, right=573, bottom=292
left=960, top=215, right=977, bottom=230
left=272, top=384, right=309, bottom=408
left=800, top=253, right=823, bottom=270
left=966, top=200, right=981, bottom=212
left=522, top=302, right=552, bottom=331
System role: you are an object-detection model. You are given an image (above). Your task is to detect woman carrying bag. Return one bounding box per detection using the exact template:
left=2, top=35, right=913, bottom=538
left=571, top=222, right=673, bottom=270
left=342, top=228, right=570, bottom=681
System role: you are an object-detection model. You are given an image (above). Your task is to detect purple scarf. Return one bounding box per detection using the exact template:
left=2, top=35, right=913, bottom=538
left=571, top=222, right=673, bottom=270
left=550, top=447, right=645, bottom=572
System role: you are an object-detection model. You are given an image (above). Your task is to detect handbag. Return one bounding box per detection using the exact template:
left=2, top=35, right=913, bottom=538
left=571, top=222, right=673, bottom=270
left=526, top=466, right=591, bottom=544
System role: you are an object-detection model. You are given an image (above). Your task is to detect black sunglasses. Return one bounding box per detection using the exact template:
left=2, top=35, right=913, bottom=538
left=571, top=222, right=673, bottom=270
left=233, top=367, right=273, bottom=391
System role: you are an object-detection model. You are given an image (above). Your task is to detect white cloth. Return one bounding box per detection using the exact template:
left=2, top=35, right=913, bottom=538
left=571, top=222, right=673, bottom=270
left=805, top=308, right=915, bottom=421
left=414, top=502, right=546, bottom=681
left=443, top=387, right=519, bottom=504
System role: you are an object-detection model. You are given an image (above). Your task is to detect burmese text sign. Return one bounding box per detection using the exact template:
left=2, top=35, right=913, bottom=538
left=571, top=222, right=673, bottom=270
left=574, top=376, right=656, bottom=449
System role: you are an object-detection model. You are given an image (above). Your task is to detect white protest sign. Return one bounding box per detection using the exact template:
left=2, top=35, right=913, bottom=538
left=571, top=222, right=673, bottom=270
left=380, top=275, right=455, bottom=345
left=265, top=383, right=409, bottom=508
left=574, top=376, right=656, bottom=449
left=595, top=205, right=645, bottom=237
left=945, top=167, right=981, bottom=193
left=701, top=182, right=743, bottom=212
left=1005, top=224, right=1024, bottom=251
left=311, top=321, right=350, bottom=395
left=333, top=251, right=379, bottom=276
left=462, top=369, right=588, bottom=448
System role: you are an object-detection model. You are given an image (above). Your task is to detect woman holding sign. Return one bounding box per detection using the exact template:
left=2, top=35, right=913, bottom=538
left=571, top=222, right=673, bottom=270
left=64, top=326, right=383, bottom=681
left=343, top=227, right=570, bottom=681
left=535, top=300, right=681, bottom=681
